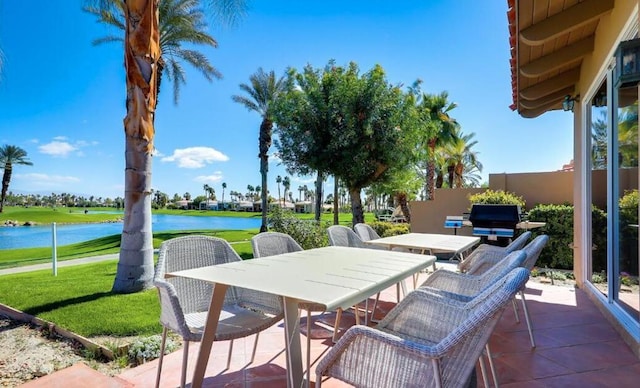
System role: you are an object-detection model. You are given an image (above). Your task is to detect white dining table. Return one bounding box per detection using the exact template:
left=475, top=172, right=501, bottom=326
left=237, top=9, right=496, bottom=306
left=364, top=232, right=480, bottom=266
left=165, top=245, right=436, bottom=388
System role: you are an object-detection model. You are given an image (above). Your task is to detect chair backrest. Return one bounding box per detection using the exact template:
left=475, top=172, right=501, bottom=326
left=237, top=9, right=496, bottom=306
left=475, top=249, right=527, bottom=286
left=505, top=231, right=532, bottom=253
left=380, top=267, right=530, bottom=387
left=251, top=231, right=303, bottom=258
left=521, top=234, right=549, bottom=270
left=154, top=235, right=243, bottom=313
left=327, top=225, right=366, bottom=248
left=353, top=223, right=381, bottom=242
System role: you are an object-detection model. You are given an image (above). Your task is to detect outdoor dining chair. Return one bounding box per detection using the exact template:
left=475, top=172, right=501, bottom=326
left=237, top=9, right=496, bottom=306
left=316, top=267, right=531, bottom=387
left=153, top=235, right=284, bottom=388
left=423, top=235, right=549, bottom=350
left=250, top=231, right=333, bottom=381
left=458, top=231, right=532, bottom=273
left=327, top=225, right=405, bottom=324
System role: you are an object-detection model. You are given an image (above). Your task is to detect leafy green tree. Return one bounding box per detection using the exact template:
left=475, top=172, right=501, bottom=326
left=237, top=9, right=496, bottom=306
left=86, top=0, right=247, bottom=294
left=274, top=61, right=417, bottom=224
left=232, top=68, right=286, bottom=232
left=0, top=145, right=33, bottom=212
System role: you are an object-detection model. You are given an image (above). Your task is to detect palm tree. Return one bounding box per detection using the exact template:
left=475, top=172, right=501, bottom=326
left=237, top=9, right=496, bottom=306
left=203, top=183, right=210, bottom=202
left=417, top=91, right=459, bottom=200
left=0, top=145, right=33, bottom=212
left=85, top=0, right=223, bottom=105
left=276, top=175, right=282, bottom=206
left=448, top=131, right=482, bottom=188
left=86, top=0, right=246, bottom=293
left=232, top=68, right=286, bottom=232
left=221, top=182, right=227, bottom=209
left=283, top=176, right=291, bottom=205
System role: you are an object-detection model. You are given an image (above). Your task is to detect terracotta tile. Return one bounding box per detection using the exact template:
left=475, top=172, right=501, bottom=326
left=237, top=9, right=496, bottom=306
left=24, top=281, right=640, bottom=388
left=538, top=340, right=638, bottom=372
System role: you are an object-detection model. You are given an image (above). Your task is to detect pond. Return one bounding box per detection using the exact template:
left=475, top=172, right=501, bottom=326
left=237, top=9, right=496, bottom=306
left=0, top=214, right=262, bottom=250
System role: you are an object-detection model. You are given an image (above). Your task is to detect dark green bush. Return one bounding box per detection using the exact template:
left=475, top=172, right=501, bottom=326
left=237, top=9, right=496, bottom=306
left=370, top=221, right=410, bottom=237
left=528, top=204, right=607, bottom=270
left=268, top=207, right=329, bottom=249
left=468, top=189, right=526, bottom=209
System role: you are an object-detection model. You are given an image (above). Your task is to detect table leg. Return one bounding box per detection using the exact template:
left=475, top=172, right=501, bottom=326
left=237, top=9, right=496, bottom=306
left=283, top=297, right=305, bottom=388
left=191, top=283, right=228, bottom=388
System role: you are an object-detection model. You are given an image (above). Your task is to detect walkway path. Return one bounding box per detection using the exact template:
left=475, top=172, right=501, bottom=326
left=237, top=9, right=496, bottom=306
left=0, top=254, right=120, bottom=276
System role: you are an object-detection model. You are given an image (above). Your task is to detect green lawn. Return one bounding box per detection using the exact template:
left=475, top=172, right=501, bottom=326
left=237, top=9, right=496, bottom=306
left=0, top=207, right=375, bottom=339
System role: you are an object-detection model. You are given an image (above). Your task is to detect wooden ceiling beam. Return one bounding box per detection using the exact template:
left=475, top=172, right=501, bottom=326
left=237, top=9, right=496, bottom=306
left=520, top=36, right=595, bottom=78
left=518, top=87, right=575, bottom=110
left=520, top=0, right=613, bottom=46
left=519, top=99, right=563, bottom=118
left=519, top=67, right=580, bottom=101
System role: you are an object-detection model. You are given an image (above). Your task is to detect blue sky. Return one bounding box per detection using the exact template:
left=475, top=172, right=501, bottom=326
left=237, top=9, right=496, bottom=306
left=0, top=1, right=573, bottom=201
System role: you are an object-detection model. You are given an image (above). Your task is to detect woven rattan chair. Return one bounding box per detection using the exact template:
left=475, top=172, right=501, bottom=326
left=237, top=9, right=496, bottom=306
left=353, top=222, right=380, bottom=241
left=250, top=231, right=329, bottom=381
left=153, top=235, right=284, bottom=388
left=316, top=267, right=531, bottom=387
left=458, top=231, right=532, bottom=273
left=327, top=225, right=367, bottom=248
left=423, top=235, right=549, bottom=351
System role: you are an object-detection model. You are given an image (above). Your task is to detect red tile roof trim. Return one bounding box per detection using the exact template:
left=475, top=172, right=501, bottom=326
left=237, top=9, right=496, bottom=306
left=507, top=0, right=517, bottom=111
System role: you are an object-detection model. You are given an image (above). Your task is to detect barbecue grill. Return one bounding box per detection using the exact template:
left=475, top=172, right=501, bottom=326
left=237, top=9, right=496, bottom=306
left=468, top=204, right=522, bottom=239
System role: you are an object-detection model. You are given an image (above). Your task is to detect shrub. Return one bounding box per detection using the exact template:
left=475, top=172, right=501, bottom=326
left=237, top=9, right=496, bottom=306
left=591, top=272, right=607, bottom=283
left=128, top=335, right=179, bottom=364
left=268, top=207, right=329, bottom=249
left=370, top=221, right=410, bottom=237
left=468, top=189, right=526, bottom=209
left=527, top=203, right=607, bottom=270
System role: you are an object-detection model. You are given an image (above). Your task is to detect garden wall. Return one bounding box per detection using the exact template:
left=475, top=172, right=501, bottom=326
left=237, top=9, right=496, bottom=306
left=410, top=168, right=637, bottom=234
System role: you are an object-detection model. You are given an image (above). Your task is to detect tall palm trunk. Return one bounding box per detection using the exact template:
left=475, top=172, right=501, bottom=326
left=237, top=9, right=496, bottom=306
left=112, top=0, right=160, bottom=294
left=259, top=118, right=272, bottom=232
left=454, top=162, right=464, bottom=188
left=447, top=163, right=455, bottom=188
left=0, top=163, right=12, bottom=213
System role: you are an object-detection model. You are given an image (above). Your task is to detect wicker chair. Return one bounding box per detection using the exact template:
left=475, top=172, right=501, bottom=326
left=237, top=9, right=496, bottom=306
left=153, top=235, right=284, bottom=388
left=458, top=231, right=532, bottom=273
left=316, top=267, right=531, bottom=387
left=250, top=232, right=329, bottom=381
left=327, top=225, right=404, bottom=325
left=423, top=235, right=549, bottom=350
left=327, top=224, right=367, bottom=248
left=353, top=222, right=380, bottom=242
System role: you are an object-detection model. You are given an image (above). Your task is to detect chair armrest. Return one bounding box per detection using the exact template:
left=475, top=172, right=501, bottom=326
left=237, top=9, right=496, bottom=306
left=154, top=279, right=192, bottom=337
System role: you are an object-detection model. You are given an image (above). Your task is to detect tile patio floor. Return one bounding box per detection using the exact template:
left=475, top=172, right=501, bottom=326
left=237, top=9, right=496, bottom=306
left=21, top=268, right=640, bottom=387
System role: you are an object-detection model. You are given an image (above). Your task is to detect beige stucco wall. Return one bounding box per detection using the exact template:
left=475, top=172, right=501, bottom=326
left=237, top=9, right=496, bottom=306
left=410, top=168, right=637, bottom=235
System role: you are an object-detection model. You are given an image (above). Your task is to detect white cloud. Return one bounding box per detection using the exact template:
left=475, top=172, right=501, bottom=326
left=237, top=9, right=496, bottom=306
left=194, top=171, right=224, bottom=184
left=28, top=138, right=39, bottom=144
left=38, top=141, right=77, bottom=157
left=14, top=173, right=80, bottom=187
left=269, top=152, right=282, bottom=164
left=161, top=147, right=229, bottom=168
left=53, top=136, right=68, bottom=141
